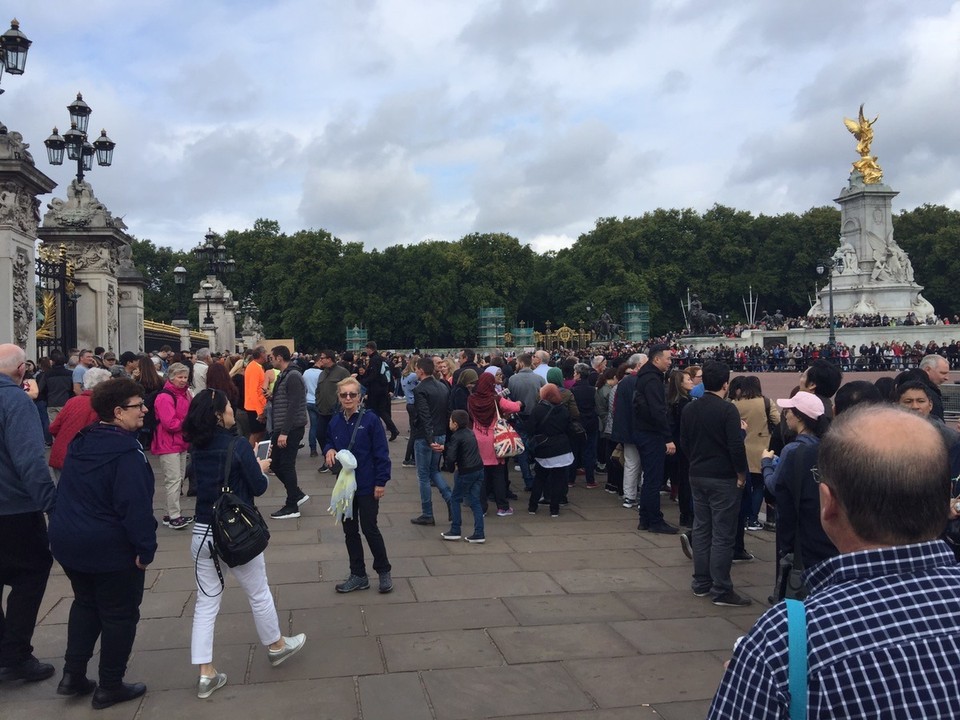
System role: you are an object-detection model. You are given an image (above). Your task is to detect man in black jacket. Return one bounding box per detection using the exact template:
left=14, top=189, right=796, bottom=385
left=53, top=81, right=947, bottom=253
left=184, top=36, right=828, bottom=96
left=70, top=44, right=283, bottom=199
left=38, top=349, right=73, bottom=425
left=679, top=361, right=750, bottom=607
left=410, top=357, right=452, bottom=526
left=633, top=344, right=677, bottom=534
left=361, top=342, right=400, bottom=441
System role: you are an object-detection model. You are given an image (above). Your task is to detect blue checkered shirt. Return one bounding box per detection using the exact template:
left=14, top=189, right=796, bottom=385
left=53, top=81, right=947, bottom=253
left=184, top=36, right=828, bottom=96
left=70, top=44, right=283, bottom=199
left=707, top=540, right=960, bottom=719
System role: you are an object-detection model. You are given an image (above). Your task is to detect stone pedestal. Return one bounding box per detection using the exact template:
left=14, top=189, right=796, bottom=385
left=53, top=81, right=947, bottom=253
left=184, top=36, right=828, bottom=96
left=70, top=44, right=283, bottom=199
left=202, top=322, right=218, bottom=353
left=809, top=173, right=934, bottom=319
left=193, top=276, right=238, bottom=354
left=39, top=179, right=135, bottom=353
left=172, top=319, right=191, bottom=352
left=0, top=127, right=57, bottom=357
left=117, top=253, right=147, bottom=353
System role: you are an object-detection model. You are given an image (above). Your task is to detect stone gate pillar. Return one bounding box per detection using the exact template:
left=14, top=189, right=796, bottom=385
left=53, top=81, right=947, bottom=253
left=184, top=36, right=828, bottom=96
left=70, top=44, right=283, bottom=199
left=193, top=276, right=237, bottom=354
left=117, top=248, right=146, bottom=353
left=39, top=179, right=134, bottom=353
left=0, top=126, right=57, bottom=357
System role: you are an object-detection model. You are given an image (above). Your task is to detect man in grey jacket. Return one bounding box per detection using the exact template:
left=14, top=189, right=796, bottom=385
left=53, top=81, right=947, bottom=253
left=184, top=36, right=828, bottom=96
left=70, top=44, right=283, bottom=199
left=268, top=345, right=310, bottom=519
left=0, top=344, right=57, bottom=683
left=410, top=357, right=453, bottom=525
left=507, top=353, right=545, bottom=490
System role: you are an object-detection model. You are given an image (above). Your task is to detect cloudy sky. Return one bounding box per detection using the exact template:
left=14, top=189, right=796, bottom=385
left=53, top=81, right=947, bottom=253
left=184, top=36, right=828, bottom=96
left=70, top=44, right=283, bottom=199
left=5, top=1, right=959, bottom=253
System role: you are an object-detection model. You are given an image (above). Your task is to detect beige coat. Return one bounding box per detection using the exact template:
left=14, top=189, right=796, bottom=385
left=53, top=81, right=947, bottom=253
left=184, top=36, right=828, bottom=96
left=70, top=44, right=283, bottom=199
left=732, top=396, right=780, bottom=474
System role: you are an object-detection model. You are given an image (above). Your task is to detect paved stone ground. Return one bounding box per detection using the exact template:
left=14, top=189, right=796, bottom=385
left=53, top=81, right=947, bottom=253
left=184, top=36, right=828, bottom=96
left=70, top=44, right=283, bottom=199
left=1, top=399, right=788, bottom=720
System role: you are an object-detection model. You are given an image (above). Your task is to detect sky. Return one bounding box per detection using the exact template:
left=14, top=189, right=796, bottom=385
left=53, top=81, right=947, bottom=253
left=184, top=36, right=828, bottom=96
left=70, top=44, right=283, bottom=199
left=3, top=1, right=959, bottom=254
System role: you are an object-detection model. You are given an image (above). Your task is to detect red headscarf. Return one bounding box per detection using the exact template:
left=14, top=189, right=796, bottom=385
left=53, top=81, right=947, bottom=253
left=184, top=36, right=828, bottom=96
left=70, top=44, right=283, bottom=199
left=468, top=373, right=498, bottom=427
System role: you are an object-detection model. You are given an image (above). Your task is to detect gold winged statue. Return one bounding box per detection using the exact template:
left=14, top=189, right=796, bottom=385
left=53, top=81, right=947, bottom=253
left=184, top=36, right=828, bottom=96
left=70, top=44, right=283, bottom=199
left=843, top=104, right=883, bottom=184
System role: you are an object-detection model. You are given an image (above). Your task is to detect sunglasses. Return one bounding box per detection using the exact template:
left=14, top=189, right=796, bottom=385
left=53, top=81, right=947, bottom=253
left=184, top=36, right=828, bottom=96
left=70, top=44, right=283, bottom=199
left=338, top=391, right=359, bottom=399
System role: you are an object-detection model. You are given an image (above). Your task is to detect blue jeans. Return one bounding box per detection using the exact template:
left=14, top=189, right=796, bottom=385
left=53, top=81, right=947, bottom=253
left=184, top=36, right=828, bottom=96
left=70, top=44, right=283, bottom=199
left=514, top=418, right=535, bottom=489
left=414, top=437, right=452, bottom=518
left=449, top=469, right=484, bottom=538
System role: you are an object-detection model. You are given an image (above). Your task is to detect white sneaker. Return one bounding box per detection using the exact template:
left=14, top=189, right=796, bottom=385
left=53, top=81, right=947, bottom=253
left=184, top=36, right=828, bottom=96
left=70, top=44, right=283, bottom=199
left=268, top=633, right=306, bottom=667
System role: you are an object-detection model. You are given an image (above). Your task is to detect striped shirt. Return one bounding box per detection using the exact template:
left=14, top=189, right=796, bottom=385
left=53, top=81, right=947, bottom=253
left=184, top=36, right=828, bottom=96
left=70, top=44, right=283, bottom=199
left=708, top=540, right=960, bottom=719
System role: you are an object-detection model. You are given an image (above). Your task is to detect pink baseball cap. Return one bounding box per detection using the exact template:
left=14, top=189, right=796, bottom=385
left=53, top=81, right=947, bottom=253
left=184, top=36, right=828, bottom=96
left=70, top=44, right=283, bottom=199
left=776, top=391, right=825, bottom=419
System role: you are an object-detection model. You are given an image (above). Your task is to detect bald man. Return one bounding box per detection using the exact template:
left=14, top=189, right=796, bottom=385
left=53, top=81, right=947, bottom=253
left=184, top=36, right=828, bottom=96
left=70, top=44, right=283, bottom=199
left=709, top=406, right=960, bottom=718
left=0, top=344, right=56, bottom=683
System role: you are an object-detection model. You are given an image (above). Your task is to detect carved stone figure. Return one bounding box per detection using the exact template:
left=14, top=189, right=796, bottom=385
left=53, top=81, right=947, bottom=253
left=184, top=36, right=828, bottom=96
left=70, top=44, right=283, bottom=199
left=43, top=179, right=128, bottom=230
left=0, top=125, right=35, bottom=165
left=12, top=249, right=34, bottom=348
left=832, top=242, right=859, bottom=274
left=688, top=294, right=719, bottom=334
left=0, top=181, right=41, bottom=234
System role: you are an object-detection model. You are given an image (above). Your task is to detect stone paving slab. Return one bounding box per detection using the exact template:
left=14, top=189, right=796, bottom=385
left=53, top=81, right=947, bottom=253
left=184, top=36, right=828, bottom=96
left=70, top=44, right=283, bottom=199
left=504, top=532, right=653, bottom=553
left=359, top=672, right=433, bottom=720
left=510, top=548, right=651, bottom=572
left=381, top=629, right=505, bottom=672
left=247, top=634, right=384, bottom=682
left=422, top=552, right=523, bottom=575
left=488, top=622, right=638, bottom=663
left=277, top=578, right=417, bottom=608
left=409, top=571, right=565, bottom=601
left=140, top=677, right=359, bottom=719
left=548, top=567, right=675, bottom=594
left=422, top=662, right=594, bottom=720
left=126, top=643, right=251, bottom=690
left=610, top=617, right=744, bottom=654
left=566, top=652, right=725, bottom=707
left=502, top=593, right=640, bottom=626
left=363, top=598, right=517, bottom=635
left=617, top=590, right=762, bottom=620
left=321, top=555, right=431, bottom=580
left=288, top=605, right=368, bottom=639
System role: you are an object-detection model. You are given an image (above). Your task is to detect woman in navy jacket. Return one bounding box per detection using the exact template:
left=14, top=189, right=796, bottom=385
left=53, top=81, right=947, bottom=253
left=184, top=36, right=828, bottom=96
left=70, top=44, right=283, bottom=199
left=49, top=378, right=156, bottom=709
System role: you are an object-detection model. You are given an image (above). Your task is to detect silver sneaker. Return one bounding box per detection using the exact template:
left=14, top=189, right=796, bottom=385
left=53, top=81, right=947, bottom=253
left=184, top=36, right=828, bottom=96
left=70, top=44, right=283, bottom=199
left=268, top=633, right=306, bottom=667
left=197, top=672, right=227, bottom=699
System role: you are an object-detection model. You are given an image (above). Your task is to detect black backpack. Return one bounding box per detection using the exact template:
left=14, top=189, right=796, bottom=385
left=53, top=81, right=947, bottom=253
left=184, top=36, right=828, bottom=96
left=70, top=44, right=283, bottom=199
left=196, top=437, right=271, bottom=596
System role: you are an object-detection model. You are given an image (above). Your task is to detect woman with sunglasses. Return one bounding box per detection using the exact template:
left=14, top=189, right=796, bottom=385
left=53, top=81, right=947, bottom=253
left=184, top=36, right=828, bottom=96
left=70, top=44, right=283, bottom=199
left=182, top=389, right=306, bottom=699
left=323, top=377, right=393, bottom=594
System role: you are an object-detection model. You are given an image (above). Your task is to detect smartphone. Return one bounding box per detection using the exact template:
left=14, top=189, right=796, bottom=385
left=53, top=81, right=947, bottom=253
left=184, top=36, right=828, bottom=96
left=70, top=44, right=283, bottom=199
left=255, top=441, right=271, bottom=461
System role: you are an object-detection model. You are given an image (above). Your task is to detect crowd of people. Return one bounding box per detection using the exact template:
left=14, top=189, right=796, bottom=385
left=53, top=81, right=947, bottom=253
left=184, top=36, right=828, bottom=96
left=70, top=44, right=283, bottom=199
left=4, top=336, right=960, bottom=714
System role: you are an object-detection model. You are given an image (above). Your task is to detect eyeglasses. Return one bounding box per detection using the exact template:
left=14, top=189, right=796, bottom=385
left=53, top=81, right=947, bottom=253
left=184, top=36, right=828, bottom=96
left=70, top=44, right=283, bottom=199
left=811, top=467, right=828, bottom=485
left=338, top=391, right=359, bottom=399
left=120, top=402, right=147, bottom=410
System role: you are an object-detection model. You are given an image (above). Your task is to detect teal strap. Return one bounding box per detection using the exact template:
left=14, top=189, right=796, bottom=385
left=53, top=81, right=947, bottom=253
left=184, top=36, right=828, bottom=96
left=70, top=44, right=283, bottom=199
left=785, top=598, right=808, bottom=720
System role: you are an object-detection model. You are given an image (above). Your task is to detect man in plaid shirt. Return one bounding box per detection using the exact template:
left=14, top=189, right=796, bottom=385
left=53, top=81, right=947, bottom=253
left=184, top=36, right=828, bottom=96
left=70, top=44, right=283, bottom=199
left=708, top=404, right=960, bottom=719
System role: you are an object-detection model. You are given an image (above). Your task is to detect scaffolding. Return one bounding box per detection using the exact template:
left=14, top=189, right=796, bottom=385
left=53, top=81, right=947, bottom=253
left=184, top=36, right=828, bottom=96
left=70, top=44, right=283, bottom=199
left=510, top=321, right=535, bottom=348
left=623, top=303, right=650, bottom=342
left=477, top=307, right=506, bottom=348
left=346, top=325, right=368, bottom=352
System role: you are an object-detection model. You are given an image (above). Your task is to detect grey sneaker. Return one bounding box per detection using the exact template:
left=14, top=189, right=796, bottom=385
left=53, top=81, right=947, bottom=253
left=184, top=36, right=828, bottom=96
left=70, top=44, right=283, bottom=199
left=268, top=633, right=306, bottom=666
left=335, top=574, right=370, bottom=593
left=679, top=532, right=693, bottom=560
left=378, top=571, right=393, bottom=593
left=197, top=672, right=227, bottom=699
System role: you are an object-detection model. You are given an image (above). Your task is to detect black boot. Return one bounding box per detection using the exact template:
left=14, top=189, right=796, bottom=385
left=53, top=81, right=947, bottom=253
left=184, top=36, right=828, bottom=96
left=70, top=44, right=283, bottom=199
left=91, top=681, right=146, bottom=709
left=57, top=672, right=97, bottom=696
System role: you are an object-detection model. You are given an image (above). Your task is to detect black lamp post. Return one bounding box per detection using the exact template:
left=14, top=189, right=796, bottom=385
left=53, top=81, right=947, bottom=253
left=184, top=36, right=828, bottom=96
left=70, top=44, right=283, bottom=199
left=816, top=257, right=845, bottom=349
left=201, top=281, right=214, bottom=326
left=173, top=265, right=187, bottom=321
left=192, top=229, right=236, bottom=279
left=44, top=92, right=115, bottom=183
left=241, top=295, right=258, bottom=319
left=0, top=19, right=31, bottom=94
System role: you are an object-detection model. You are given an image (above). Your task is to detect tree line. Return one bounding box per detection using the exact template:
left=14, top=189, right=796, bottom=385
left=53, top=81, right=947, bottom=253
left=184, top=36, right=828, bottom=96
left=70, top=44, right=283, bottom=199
left=129, top=204, right=960, bottom=350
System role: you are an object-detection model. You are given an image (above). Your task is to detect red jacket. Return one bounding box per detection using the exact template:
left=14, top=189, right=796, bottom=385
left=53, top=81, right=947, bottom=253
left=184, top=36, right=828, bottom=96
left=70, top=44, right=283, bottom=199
left=49, top=391, right=98, bottom=469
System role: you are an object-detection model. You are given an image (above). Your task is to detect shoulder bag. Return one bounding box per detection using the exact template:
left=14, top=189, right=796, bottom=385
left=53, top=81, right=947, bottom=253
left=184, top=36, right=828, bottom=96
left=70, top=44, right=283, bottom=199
left=493, top=401, right=524, bottom=458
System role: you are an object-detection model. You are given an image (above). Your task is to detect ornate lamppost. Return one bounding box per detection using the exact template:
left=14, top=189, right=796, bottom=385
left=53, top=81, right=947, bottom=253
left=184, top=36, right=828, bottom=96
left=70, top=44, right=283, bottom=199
left=201, top=281, right=214, bottom=326
left=816, top=257, right=845, bottom=349
left=192, top=228, right=235, bottom=279
left=0, top=19, right=31, bottom=95
left=44, top=93, right=115, bottom=184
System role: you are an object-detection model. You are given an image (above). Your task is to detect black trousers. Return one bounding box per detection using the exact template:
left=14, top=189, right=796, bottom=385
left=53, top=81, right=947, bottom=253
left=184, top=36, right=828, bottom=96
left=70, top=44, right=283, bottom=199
left=342, top=494, right=391, bottom=578
left=529, top=463, right=567, bottom=515
left=271, top=426, right=305, bottom=507
left=367, top=395, right=399, bottom=437
left=0, top=512, right=53, bottom=667
left=62, top=566, right=145, bottom=686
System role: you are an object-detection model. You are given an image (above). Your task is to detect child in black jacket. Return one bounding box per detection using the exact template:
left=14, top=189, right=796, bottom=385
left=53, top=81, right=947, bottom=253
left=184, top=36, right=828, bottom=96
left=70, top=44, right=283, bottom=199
left=432, top=410, right=486, bottom=543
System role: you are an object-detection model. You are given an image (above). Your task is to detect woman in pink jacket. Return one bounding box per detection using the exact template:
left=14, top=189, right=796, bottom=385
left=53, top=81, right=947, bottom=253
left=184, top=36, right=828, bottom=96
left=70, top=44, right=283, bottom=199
left=467, top=373, right=522, bottom=517
left=152, top=363, right=192, bottom=529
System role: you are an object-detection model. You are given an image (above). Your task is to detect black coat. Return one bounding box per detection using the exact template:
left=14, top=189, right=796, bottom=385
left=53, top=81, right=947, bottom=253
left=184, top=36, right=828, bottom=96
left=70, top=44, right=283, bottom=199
left=412, top=376, right=450, bottom=440
left=529, top=400, right=571, bottom=459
